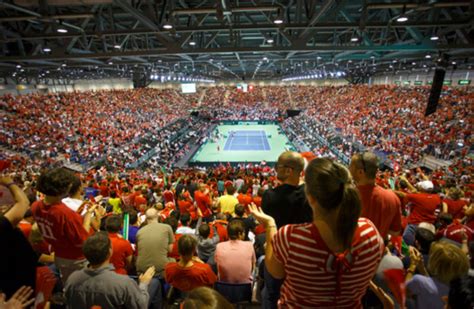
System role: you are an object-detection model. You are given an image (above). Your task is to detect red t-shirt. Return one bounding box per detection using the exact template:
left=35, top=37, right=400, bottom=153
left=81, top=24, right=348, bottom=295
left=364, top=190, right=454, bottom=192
left=178, top=200, right=197, bottom=221
left=163, top=190, right=175, bottom=204
left=405, top=193, right=441, bottom=225
left=31, top=200, right=91, bottom=260
left=99, top=185, right=109, bottom=197
left=436, top=222, right=473, bottom=245
left=18, top=221, right=32, bottom=239
left=209, top=220, right=228, bottom=242
left=237, top=193, right=253, bottom=210
left=165, top=262, right=217, bottom=292
left=444, top=198, right=467, bottom=220
left=108, top=232, right=133, bottom=275
left=133, top=195, right=147, bottom=209
left=357, top=184, right=402, bottom=239
left=253, top=196, right=262, bottom=208
left=194, top=191, right=212, bottom=218
left=168, top=234, right=183, bottom=260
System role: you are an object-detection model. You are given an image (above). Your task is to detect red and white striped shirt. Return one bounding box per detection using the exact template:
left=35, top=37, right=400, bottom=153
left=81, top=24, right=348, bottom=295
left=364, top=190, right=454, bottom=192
left=273, top=218, right=384, bottom=308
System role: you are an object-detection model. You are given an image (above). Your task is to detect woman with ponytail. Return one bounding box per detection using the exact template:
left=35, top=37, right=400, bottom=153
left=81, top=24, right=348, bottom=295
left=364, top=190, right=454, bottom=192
left=250, top=158, right=384, bottom=308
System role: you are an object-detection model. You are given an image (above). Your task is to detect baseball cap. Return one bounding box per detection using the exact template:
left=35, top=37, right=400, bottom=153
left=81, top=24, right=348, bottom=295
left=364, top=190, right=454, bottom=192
left=418, top=222, right=436, bottom=234
left=416, top=180, right=434, bottom=191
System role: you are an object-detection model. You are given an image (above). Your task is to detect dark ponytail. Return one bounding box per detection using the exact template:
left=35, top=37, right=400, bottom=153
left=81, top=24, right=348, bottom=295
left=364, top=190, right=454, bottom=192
left=337, top=183, right=361, bottom=249
left=305, top=158, right=361, bottom=250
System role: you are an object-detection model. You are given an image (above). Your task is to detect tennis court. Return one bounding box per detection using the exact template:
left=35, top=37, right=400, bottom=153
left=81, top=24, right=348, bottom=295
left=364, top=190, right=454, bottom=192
left=223, top=130, right=271, bottom=151
left=189, top=122, right=296, bottom=164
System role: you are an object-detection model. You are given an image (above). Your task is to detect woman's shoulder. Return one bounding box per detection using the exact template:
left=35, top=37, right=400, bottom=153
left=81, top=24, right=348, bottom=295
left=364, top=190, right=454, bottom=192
left=278, top=222, right=314, bottom=234
left=353, top=218, right=383, bottom=247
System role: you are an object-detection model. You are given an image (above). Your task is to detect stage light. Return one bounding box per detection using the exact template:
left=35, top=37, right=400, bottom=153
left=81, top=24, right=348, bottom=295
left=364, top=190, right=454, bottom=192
left=163, top=20, right=173, bottom=29
left=273, top=17, right=283, bottom=24
left=396, top=15, right=408, bottom=23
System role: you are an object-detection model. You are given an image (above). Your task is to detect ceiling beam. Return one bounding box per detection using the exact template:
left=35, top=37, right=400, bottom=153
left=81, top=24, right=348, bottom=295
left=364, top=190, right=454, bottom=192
left=4, top=20, right=471, bottom=42
left=297, top=0, right=336, bottom=40
left=4, top=43, right=472, bottom=63
left=113, top=0, right=174, bottom=48
left=171, top=6, right=279, bottom=15
left=367, top=1, right=472, bottom=10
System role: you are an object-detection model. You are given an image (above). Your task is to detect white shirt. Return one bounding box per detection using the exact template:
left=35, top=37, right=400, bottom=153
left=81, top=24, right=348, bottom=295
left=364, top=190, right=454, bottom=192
left=62, top=197, right=83, bottom=212
left=176, top=226, right=195, bottom=235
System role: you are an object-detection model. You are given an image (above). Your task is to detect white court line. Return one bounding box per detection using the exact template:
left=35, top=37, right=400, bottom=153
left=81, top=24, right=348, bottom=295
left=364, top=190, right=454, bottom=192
left=227, top=134, right=234, bottom=150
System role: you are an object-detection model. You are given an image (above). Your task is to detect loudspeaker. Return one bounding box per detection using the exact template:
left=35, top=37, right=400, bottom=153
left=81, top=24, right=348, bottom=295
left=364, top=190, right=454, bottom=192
left=286, top=109, right=301, bottom=117
left=132, top=72, right=149, bottom=89
left=425, top=68, right=445, bottom=116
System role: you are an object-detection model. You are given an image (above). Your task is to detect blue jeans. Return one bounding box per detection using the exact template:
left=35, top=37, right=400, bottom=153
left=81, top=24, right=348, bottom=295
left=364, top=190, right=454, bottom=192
left=147, top=277, right=163, bottom=309
left=262, top=264, right=284, bottom=309
left=403, top=224, right=418, bottom=247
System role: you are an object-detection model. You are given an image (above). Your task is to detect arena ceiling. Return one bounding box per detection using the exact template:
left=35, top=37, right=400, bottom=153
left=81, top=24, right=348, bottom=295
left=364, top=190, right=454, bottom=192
left=0, top=0, right=473, bottom=83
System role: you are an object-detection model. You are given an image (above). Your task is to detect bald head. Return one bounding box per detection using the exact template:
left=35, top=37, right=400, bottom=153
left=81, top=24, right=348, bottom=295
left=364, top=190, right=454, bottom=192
left=276, top=151, right=304, bottom=184
left=145, top=208, right=159, bottom=222
left=349, top=152, right=379, bottom=184
left=278, top=151, right=304, bottom=172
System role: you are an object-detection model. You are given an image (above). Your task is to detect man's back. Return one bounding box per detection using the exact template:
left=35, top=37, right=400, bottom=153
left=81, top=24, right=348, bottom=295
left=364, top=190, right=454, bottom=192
left=194, top=191, right=212, bottom=218
left=108, top=233, right=133, bottom=275
left=165, top=262, right=217, bottom=292
left=31, top=200, right=89, bottom=260
left=262, top=184, right=312, bottom=228
left=358, top=184, right=402, bottom=239
left=406, top=193, right=441, bottom=224
left=215, top=240, right=255, bottom=284
left=136, top=222, right=174, bottom=274
left=218, top=194, right=239, bottom=214
left=65, top=265, right=148, bottom=309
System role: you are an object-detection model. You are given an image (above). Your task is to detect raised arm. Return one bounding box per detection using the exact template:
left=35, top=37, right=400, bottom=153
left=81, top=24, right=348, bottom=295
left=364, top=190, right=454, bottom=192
left=249, top=203, right=285, bottom=279
left=1, top=176, right=30, bottom=226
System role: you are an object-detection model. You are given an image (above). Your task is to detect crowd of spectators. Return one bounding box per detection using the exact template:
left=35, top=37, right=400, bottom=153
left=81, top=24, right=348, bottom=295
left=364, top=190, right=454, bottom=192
left=0, top=84, right=473, bottom=307
left=289, top=85, right=472, bottom=168
left=1, top=148, right=473, bottom=308
left=2, top=85, right=471, bottom=174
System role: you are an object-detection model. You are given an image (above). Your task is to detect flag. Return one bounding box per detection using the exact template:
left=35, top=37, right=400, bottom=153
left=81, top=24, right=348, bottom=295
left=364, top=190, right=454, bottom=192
left=35, top=266, right=57, bottom=309
left=123, top=213, right=129, bottom=241
left=383, top=268, right=406, bottom=308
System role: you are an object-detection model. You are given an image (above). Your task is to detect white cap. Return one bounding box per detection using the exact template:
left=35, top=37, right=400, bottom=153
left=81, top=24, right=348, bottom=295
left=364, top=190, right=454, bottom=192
left=416, top=180, right=434, bottom=191
left=418, top=222, right=436, bottom=234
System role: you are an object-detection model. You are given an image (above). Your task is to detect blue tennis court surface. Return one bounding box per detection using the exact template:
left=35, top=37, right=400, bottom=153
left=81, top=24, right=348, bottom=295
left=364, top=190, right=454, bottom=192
left=224, top=130, right=271, bottom=151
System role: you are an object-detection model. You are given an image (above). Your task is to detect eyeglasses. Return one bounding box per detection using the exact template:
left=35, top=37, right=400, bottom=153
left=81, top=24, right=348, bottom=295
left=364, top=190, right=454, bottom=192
left=275, top=163, right=294, bottom=170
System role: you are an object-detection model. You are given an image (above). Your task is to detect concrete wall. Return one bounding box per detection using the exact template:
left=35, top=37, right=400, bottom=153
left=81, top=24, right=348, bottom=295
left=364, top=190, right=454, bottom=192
left=0, top=78, right=133, bottom=96
left=371, top=69, right=473, bottom=86
left=73, top=78, right=133, bottom=91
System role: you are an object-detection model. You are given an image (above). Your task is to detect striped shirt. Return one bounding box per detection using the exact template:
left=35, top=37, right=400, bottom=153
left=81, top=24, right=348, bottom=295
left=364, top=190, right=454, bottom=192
left=273, top=218, right=384, bottom=308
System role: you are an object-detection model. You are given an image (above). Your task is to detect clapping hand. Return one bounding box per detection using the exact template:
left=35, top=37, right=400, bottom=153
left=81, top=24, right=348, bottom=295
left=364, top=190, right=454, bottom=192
left=409, top=246, right=423, bottom=268
left=139, top=266, right=156, bottom=285
left=0, top=286, right=34, bottom=309
left=249, top=203, right=275, bottom=227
